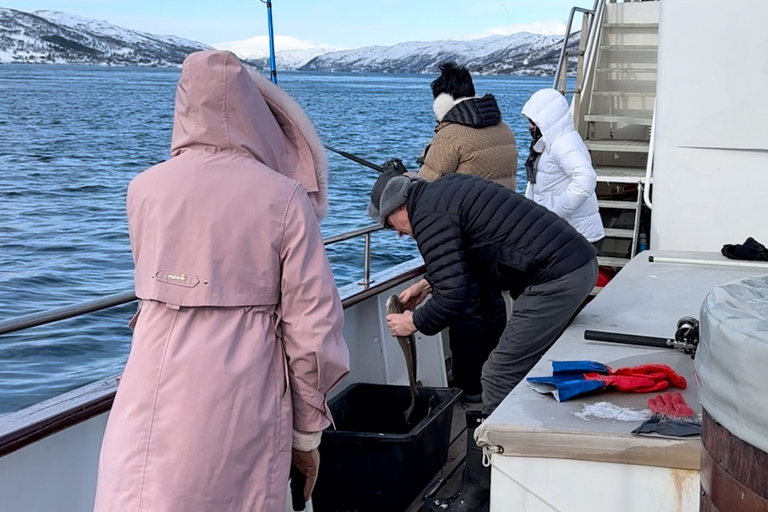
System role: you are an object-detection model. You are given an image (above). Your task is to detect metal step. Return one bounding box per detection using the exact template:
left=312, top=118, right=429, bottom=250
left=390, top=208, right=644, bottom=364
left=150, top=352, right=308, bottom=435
left=592, top=91, right=656, bottom=97
left=597, top=66, right=657, bottom=73
left=604, top=228, right=634, bottom=239
left=585, top=114, right=652, bottom=126
left=596, top=68, right=657, bottom=78
left=598, top=256, right=631, bottom=267
left=600, top=45, right=658, bottom=51
left=585, top=140, right=650, bottom=153
left=598, top=200, right=639, bottom=210
left=595, top=166, right=646, bottom=184
left=603, top=23, right=659, bottom=29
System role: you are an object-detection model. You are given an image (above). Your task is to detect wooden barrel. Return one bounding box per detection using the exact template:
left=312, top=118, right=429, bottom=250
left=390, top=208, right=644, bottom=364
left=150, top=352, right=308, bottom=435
left=700, top=409, right=768, bottom=512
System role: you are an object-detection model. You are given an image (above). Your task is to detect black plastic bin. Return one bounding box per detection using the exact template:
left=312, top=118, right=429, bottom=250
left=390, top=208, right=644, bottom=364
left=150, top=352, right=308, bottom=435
left=312, top=383, right=462, bottom=512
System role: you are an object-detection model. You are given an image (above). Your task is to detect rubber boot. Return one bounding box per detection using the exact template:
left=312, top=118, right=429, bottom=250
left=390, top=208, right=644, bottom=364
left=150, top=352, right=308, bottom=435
left=461, top=392, right=483, bottom=404
left=424, top=411, right=490, bottom=512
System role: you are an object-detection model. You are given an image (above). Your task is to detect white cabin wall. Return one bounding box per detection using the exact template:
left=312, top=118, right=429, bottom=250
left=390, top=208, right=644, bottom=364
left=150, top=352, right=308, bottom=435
left=490, top=455, right=699, bottom=512
left=651, top=0, right=768, bottom=250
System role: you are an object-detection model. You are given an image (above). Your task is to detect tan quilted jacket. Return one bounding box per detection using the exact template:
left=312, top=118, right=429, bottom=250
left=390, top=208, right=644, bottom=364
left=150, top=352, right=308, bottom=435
left=418, top=122, right=518, bottom=190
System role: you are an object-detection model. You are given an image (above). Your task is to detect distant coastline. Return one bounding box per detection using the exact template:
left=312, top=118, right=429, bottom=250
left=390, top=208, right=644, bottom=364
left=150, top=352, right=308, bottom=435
left=1, top=8, right=575, bottom=76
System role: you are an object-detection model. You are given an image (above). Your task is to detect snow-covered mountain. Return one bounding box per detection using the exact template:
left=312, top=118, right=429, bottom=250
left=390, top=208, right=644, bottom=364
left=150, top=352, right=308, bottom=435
left=215, top=35, right=341, bottom=70
left=300, top=33, right=577, bottom=76
left=0, top=7, right=575, bottom=75
left=0, top=8, right=210, bottom=66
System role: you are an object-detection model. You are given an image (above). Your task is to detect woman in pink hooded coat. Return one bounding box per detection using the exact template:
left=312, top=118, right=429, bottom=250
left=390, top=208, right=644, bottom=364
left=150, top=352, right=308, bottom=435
left=93, top=50, right=350, bottom=512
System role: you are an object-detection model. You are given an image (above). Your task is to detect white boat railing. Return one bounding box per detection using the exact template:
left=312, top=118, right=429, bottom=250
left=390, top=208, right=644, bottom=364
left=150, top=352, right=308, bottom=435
left=0, top=252, right=427, bottom=458
left=0, top=224, right=384, bottom=337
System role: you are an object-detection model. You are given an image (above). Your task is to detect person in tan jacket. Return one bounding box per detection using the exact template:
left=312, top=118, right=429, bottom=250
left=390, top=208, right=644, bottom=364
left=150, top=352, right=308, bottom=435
left=418, top=62, right=519, bottom=190
left=416, top=62, right=518, bottom=403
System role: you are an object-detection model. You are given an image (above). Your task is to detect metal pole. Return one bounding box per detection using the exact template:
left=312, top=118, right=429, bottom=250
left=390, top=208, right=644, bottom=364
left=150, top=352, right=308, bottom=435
left=585, top=329, right=671, bottom=349
left=0, top=291, right=138, bottom=336
left=648, top=255, right=768, bottom=270
left=323, top=225, right=383, bottom=245
left=360, top=233, right=373, bottom=287
left=554, top=8, right=577, bottom=93
left=630, top=182, right=643, bottom=256
left=265, top=0, right=277, bottom=84
left=0, top=225, right=385, bottom=336
left=573, top=11, right=590, bottom=98
left=643, top=99, right=657, bottom=209
left=554, top=6, right=595, bottom=95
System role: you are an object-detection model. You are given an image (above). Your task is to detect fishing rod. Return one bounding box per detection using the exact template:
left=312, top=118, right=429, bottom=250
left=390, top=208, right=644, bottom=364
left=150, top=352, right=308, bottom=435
left=260, top=0, right=278, bottom=84
left=324, top=145, right=385, bottom=173
left=255, top=1, right=395, bottom=177
left=584, top=317, right=700, bottom=358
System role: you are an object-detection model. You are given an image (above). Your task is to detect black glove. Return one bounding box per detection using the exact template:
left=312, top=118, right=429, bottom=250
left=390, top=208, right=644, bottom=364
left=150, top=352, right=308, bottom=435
left=381, top=158, right=408, bottom=174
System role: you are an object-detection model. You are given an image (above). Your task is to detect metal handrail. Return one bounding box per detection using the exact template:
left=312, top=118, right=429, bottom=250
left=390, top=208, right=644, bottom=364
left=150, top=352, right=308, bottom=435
left=643, top=100, right=657, bottom=209
left=631, top=182, right=644, bottom=256
left=0, top=224, right=385, bottom=337
left=323, top=224, right=382, bottom=244
left=575, top=0, right=606, bottom=120
left=0, top=291, right=138, bottom=337
left=553, top=0, right=600, bottom=94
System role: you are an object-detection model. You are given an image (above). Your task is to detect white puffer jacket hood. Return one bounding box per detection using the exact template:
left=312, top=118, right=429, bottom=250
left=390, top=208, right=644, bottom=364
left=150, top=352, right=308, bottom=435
left=521, top=89, right=604, bottom=243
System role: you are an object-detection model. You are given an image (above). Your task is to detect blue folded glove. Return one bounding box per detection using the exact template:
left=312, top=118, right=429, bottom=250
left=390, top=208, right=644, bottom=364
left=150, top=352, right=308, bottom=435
left=528, top=360, right=688, bottom=402
left=527, top=361, right=609, bottom=402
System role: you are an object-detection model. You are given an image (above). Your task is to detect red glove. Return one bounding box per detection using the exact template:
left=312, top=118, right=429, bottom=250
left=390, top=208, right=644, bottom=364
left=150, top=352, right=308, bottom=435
left=648, top=392, right=694, bottom=419
left=612, top=364, right=687, bottom=389
left=585, top=363, right=687, bottom=394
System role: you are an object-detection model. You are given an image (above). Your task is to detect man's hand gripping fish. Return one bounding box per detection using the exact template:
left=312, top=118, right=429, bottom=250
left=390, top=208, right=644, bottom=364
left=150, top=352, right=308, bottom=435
left=386, top=295, right=419, bottom=423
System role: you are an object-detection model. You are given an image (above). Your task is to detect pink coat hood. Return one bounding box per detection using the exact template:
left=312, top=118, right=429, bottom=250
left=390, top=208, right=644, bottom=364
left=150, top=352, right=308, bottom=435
left=99, top=51, right=349, bottom=512
left=128, top=51, right=335, bottom=307
left=171, top=50, right=328, bottom=220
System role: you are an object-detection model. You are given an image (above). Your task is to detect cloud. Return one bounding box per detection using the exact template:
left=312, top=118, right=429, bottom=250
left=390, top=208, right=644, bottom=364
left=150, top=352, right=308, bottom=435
left=462, top=20, right=567, bottom=40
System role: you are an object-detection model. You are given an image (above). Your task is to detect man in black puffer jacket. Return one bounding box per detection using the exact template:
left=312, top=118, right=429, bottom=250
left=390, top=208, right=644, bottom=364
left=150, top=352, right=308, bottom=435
left=369, top=171, right=597, bottom=512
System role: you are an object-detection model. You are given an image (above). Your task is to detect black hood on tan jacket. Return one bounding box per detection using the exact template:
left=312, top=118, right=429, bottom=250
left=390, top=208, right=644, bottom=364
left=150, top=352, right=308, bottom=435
left=442, top=94, right=502, bottom=129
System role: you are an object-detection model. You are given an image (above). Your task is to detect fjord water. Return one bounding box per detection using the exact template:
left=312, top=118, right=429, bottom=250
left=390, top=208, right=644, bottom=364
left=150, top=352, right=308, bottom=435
left=0, top=64, right=551, bottom=413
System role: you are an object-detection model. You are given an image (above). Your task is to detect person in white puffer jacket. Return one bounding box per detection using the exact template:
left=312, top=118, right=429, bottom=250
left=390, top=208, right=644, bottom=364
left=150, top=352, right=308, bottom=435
left=521, top=88, right=605, bottom=250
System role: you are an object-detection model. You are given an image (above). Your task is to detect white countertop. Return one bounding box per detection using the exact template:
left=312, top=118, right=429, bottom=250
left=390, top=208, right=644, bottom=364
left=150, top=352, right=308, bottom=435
left=476, top=250, right=768, bottom=470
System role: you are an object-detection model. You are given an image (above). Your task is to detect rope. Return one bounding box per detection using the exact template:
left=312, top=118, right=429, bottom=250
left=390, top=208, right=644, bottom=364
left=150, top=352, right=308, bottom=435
left=489, top=458, right=565, bottom=512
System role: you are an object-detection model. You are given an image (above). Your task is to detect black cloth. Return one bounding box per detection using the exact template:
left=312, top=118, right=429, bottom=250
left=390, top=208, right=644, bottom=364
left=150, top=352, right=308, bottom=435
left=442, top=94, right=501, bottom=129
left=381, top=158, right=408, bottom=174
left=721, top=237, right=768, bottom=261
left=632, top=417, right=701, bottom=438
left=408, top=174, right=597, bottom=336
left=524, top=126, right=543, bottom=185
left=448, top=286, right=507, bottom=396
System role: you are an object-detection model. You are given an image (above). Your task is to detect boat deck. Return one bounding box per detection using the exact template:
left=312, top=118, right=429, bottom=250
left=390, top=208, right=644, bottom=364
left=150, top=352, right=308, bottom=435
left=404, top=401, right=481, bottom=512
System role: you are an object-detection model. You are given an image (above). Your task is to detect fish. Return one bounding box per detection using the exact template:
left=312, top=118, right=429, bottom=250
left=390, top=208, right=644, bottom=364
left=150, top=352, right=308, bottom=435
left=386, top=294, right=419, bottom=423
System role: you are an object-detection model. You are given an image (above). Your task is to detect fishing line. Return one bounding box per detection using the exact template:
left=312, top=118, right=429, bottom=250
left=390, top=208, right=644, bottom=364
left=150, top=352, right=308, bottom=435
left=494, top=0, right=513, bottom=37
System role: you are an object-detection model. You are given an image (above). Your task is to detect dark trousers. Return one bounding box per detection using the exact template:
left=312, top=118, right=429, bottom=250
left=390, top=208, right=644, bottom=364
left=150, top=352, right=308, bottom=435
left=481, top=259, right=598, bottom=414
left=448, top=287, right=507, bottom=396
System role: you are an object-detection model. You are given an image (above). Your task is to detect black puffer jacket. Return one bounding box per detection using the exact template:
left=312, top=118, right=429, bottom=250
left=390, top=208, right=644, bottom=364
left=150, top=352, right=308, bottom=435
left=408, top=174, right=596, bottom=336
